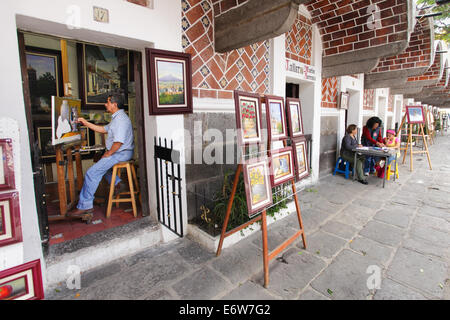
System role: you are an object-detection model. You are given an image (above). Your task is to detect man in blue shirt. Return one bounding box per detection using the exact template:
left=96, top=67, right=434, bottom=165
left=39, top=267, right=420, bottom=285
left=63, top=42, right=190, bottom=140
left=68, top=94, right=134, bottom=217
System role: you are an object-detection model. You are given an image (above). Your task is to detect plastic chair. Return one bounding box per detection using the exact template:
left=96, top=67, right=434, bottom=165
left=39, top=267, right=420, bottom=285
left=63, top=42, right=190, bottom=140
left=333, top=157, right=354, bottom=179
left=386, top=161, right=399, bottom=181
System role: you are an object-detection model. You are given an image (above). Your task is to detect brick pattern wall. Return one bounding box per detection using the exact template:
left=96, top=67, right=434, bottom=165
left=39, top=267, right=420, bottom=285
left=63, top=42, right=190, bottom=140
left=370, top=17, right=432, bottom=74
left=305, top=0, right=410, bottom=57
left=363, top=89, right=375, bottom=110
left=211, top=0, right=248, bottom=16
left=285, top=13, right=313, bottom=65
left=388, top=94, right=394, bottom=112
left=321, top=77, right=338, bottom=108
left=406, top=48, right=442, bottom=83
left=422, top=59, right=448, bottom=91
left=182, top=0, right=270, bottom=99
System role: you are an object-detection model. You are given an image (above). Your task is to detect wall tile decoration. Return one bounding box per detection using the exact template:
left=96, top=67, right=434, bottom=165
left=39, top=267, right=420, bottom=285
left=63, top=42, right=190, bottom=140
left=285, top=13, right=312, bottom=65
left=363, top=89, right=375, bottom=110
left=182, top=0, right=270, bottom=99
left=321, top=77, right=338, bottom=108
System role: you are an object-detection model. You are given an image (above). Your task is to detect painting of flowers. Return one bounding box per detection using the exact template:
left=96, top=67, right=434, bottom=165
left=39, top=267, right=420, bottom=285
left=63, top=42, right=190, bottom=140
left=234, top=91, right=262, bottom=146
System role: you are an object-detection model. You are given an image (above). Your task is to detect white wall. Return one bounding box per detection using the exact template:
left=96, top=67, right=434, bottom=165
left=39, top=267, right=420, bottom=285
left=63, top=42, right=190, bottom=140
left=0, top=0, right=183, bottom=287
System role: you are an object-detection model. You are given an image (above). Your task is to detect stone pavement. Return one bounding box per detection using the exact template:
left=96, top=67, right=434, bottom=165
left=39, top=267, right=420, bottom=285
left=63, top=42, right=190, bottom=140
left=47, top=134, right=450, bottom=300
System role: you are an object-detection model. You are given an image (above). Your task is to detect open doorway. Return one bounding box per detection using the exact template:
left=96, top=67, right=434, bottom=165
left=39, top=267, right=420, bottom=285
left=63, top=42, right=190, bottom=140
left=18, top=31, right=150, bottom=248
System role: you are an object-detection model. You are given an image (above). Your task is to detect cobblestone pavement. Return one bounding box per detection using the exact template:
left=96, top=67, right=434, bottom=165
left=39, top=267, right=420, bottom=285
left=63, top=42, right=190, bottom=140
left=47, top=134, right=450, bottom=300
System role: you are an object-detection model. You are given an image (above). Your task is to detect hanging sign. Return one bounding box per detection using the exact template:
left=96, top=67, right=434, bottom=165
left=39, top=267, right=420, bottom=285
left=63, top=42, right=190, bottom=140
left=285, top=59, right=316, bottom=81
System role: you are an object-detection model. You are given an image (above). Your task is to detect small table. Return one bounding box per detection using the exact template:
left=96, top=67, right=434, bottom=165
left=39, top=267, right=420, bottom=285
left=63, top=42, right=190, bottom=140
left=352, top=147, right=398, bottom=188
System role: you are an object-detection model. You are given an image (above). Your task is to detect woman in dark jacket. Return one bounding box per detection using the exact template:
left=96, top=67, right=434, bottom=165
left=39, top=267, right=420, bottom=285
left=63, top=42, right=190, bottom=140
left=340, top=124, right=368, bottom=185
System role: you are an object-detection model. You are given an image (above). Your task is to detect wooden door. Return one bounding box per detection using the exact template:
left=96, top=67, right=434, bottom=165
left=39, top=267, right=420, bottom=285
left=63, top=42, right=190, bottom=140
left=17, top=31, right=50, bottom=251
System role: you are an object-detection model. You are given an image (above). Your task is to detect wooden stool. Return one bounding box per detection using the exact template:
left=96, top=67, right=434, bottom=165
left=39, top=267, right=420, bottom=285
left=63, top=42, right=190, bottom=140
left=106, top=161, right=139, bottom=218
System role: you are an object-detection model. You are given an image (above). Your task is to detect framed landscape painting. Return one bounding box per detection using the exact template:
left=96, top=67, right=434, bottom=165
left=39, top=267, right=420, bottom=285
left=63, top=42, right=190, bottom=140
left=0, top=260, right=44, bottom=300
left=25, top=46, right=63, bottom=114
left=0, top=191, right=22, bottom=248
left=269, top=147, right=295, bottom=187
left=78, top=43, right=129, bottom=109
left=146, top=48, right=193, bottom=115
left=406, top=105, right=425, bottom=124
left=265, top=95, right=287, bottom=144
left=0, top=139, right=15, bottom=191
left=234, top=90, right=263, bottom=146
left=293, top=137, right=309, bottom=181
left=286, top=98, right=304, bottom=138
left=243, top=158, right=273, bottom=217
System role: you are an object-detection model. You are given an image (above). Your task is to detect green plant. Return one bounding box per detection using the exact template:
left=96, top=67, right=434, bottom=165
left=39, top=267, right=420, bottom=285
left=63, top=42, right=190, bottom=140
left=212, top=170, right=291, bottom=232
left=212, top=170, right=250, bottom=232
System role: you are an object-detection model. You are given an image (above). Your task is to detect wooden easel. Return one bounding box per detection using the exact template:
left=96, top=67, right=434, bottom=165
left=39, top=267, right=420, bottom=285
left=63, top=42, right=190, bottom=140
left=216, top=97, right=307, bottom=288
left=396, top=113, right=432, bottom=172
left=48, top=134, right=92, bottom=223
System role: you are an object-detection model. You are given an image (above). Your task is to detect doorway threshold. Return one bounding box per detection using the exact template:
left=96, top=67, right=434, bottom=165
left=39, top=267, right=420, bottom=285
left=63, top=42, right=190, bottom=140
left=44, top=216, right=161, bottom=289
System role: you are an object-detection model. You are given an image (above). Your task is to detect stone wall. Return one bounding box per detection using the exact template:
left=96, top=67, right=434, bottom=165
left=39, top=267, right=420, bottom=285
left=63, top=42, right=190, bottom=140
left=319, top=116, right=338, bottom=177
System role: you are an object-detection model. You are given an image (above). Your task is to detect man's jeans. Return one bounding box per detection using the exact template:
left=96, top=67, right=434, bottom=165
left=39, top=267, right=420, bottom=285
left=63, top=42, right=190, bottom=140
left=77, top=150, right=133, bottom=210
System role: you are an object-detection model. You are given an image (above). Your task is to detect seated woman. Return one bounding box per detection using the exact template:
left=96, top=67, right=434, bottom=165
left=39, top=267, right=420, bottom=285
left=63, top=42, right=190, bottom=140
left=341, top=124, right=368, bottom=185
left=361, top=116, right=385, bottom=174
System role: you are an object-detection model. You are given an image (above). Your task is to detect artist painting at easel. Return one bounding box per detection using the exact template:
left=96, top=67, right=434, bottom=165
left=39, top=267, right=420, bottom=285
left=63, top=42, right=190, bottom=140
left=67, top=94, right=134, bottom=217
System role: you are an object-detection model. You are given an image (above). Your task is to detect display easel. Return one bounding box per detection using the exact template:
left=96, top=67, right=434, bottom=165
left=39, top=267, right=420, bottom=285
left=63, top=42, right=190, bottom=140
left=396, top=113, right=432, bottom=172
left=216, top=97, right=307, bottom=288
left=47, top=134, right=92, bottom=223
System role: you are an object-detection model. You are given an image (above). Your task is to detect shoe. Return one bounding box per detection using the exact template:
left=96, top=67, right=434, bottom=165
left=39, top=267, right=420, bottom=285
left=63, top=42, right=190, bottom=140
left=66, top=208, right=93, bottom=217
left=364, top=172, right=369, bottom=176
left=358, top=179, right=368, bottom=185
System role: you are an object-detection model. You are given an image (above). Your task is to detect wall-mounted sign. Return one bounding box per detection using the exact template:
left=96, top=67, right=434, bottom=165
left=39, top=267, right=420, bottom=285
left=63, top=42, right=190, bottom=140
left=93, top=6, right=109, bottom=23
left=339, top=92, right=349, bottom=110
left=286, top=59, right=316, bottom=81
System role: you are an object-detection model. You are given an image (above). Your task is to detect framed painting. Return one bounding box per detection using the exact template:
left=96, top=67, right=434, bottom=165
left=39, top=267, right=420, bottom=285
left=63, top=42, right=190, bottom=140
left=269, top=147, right=295, bottom=187
left=0, top=139, right=15, bottom=191
left=265, top=95, right=288, bottom=144
left=293, top=137, right=309, bottom=181
left=78, top=43, right=129, bottom=109
left=234, top=90, right=263, bottom=146
left=243, top=158, right=273, bottom=217
left=146, top=48, right=193, bottom=115
left=51, top=96, right=82, bottom=145
left=0, top=260, right=44, bottom=300
left=37, top=127, right=55, bottom=159
left=406, top=105, right=425, bottom=124
left=286, top=98, right=304, bottom=138
left=0, top=191, right=22, bottom=248
left=339, top=92, right=349, bottom=110
left=25, top=46, right=63, bottom=115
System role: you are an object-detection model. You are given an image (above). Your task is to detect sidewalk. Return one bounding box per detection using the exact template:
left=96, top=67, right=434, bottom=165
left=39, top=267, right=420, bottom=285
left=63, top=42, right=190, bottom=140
left=47, top=134, right=450, bottom=300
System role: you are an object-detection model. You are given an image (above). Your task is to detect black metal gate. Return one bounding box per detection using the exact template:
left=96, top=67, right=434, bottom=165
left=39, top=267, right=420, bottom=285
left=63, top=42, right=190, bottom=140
left=154, top=137, right=183, bottom=237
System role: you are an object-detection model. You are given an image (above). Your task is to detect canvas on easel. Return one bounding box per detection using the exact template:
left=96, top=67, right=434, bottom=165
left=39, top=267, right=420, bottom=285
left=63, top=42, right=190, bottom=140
left=215, top=91, right=307, bottom=288
left=398, top=105, right=432, bottom=171
left=51, top=96, right=82, bottom=145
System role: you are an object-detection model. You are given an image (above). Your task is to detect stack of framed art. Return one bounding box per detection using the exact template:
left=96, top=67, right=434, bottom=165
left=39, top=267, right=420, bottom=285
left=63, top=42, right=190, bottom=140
left=216, top=90, right=308, bottom=289
left=0, top=139, right=44, bottom=300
